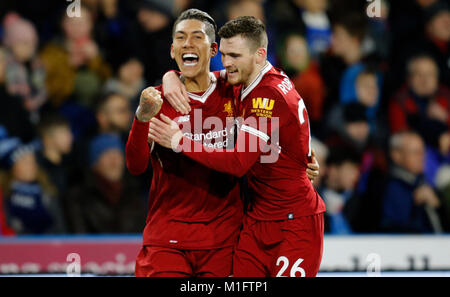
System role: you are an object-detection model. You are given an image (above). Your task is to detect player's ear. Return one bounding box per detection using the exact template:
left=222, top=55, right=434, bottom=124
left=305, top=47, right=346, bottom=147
left=170, top=44, right=175, bottom=59
left=210, top=42, right=218, bottom=58
left=255, top=47, right=267, bottom=64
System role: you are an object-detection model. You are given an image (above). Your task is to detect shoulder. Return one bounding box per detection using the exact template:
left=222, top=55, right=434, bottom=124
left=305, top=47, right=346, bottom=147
left=249, top=73, right=296, bottom=109
left=249, top=81, right=286, bottom=101
left=245, top=85, right=287, bottom=110
left=262, top=69, right=297, bottom=98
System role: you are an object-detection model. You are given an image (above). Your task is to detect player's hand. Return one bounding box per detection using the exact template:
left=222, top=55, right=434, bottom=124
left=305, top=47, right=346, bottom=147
left=136, top=87, right=163, bottom=122
left=149, top=114, right=183, bottom=150
left=162, top=71, right=190, bottom=115
left=306, top=149, right=320, bottom=183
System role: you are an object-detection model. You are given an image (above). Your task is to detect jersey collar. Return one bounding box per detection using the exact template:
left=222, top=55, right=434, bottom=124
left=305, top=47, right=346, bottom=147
left=185, top=72, right=217, bottom=104
left=240, top=61, right=273, bottom=101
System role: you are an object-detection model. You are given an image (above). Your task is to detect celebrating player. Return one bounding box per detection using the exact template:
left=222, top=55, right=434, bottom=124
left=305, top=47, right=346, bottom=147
left=149, top=16, right=326, bottom=277
left=126, top=9, right=244, bottom=277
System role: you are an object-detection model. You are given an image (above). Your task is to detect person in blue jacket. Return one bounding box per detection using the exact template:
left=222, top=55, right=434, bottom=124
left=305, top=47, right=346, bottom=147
left=381, top=131, right=443, bottom=233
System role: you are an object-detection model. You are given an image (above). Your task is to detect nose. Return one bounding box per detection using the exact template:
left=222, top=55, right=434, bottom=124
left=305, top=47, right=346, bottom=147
left=183, top=36, right=194, bottom=48
left=222, top=55, right=232, bottom=68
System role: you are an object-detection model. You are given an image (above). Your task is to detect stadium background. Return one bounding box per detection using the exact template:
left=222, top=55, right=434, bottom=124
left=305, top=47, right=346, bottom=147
left=0, top=0, right=449, bottom=276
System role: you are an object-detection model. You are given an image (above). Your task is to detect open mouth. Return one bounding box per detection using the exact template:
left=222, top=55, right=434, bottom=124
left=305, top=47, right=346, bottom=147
left=182, top=53, right=199, bottom=66
left=227, top=69, right=238, bottom=76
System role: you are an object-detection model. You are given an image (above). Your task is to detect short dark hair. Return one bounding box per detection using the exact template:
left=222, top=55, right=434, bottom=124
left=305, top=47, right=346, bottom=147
left=37, top=113, right=70, bottom=137
left=218, top=16, right=268, bottom=51
left=326, top=146, right=361, bottom=167
left=406, top=53, right=438, bottom=76
left=332, top=12, right=367, bottom=42
left=343, top=102, right=368, bottom=124
left=95, top=92, right=126, bottom=113
left=173, top=9, right=217, bottom=43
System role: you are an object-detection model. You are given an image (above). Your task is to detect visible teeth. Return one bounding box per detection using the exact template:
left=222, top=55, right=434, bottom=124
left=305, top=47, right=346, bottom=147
left=183, top=53, right=198, bottom=59
left=183, top=61, right=198, bottom=66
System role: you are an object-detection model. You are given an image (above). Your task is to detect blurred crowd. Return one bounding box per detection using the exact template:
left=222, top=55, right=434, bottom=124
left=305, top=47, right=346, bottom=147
left=0, top=0, right=449, bottom=236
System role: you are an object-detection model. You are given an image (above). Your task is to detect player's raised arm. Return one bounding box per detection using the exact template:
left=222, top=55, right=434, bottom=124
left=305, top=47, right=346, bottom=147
left=126, top=87, right=163, bottom=175
left=149, top=113, right=266, bottom=177
left=162, top=70, right=191, bottom=115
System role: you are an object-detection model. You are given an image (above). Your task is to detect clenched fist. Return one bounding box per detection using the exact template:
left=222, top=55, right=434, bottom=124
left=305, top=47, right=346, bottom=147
left=136, top=87, right=163, bottom=122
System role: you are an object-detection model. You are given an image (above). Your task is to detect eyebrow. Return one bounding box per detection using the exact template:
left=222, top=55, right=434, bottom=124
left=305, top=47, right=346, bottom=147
left=219, top=50, right=241, bottom=57
left=175, top=30, right=206, bottom=35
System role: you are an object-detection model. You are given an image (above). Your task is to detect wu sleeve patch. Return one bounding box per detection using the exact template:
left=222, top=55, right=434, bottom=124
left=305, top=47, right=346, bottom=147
left=251, top=97, right=275, bottom=118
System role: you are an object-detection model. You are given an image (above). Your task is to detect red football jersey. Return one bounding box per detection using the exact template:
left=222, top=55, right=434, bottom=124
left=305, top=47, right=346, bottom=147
left=126, top=72, right=243, bottom=249
left=180, top=62, right=326, bottom=220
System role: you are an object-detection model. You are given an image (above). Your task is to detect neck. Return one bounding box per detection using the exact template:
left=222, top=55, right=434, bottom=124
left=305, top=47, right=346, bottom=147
left=244, top=61, right=267, bottom=88
left=184, top=71, right=211, bottom=92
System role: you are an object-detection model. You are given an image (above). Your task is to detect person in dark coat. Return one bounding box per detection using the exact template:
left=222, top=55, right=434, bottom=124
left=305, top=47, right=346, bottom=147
left=65, top=133, right=146, bottom=234
left=381, top=131, right=444, bottom=233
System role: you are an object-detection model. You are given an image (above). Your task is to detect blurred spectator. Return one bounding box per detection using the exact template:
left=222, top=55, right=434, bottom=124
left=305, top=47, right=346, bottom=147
left=381, top=131, right=444, bottom=233
left=389, top=54, right=450, bottom=147
left=342, top=66, right=384, bottom=134
left=298, top=0, right=331, bottom=58
left=64, top=133, right=146, bottom=233
left=342, top=66, right=388, bottom=144
left=103, top=58, right=146, bottom=111
left=0, top=135, right=66, bottom=234
left=421, top=0, right=450, bottom=86
left=97, top=87, right=151, bottom=202
left=435, top=165, right=450, bottom=231
left=127, top=0, right=177, bottom=85
left=276, top=32, right=325, bottom=131
left=0, top=47, right=35, bottom=142
left=210, top=0, right=277, bottom=71
left=93, top=0, right=135, bottom=71
left=425, top=130, right=450, bottom=188
left=68, top=92, right=132, bottom=189
left=40, top=5, right=112, bottom=108
left=354, top=68, right=379, bottom=113
left=389, top=0, right=439, bottom=52
left=95, top=92, right=133, bottom=141
left=388, top=0, right=449, bottom=93
left=2, top=12, right=47, bottom=123
left=320, top=11, right=369, bottom=116
left=36, top=114, right=74, bottom=198
left=270, top=0, right=305, bottom=31
left=320, top=147, right=362, bottom=234
left=4, top=0, right=68, bottom=44
left=326, top=103, right=389, bottom=233
left=326, top=102, right=371, bottom=153
left=330, top=11, right=367, bottom=66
